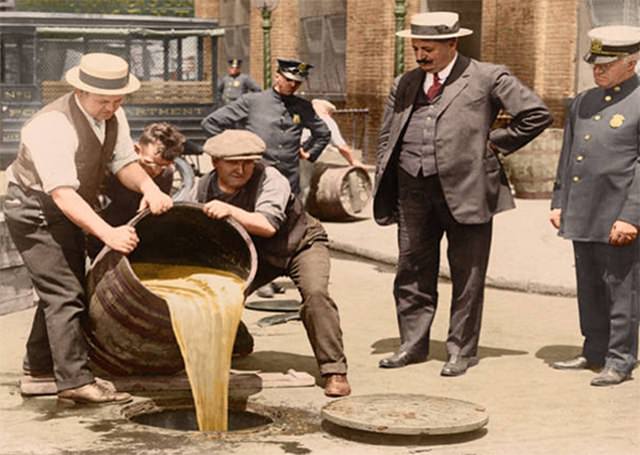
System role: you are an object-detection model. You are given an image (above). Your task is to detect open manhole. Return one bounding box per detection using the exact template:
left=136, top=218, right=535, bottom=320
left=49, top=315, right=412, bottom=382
left=125, top=398, right=274, bottom=433
left=130, top=407, right=273, bottom=432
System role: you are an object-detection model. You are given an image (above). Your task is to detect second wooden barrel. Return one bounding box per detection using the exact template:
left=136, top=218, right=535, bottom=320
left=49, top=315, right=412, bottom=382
left=306, top=164, right=372, bottom=221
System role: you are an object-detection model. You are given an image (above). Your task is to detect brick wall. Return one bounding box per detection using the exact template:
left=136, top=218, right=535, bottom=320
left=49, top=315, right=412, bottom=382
left=196, top=0, right=579, bottom=161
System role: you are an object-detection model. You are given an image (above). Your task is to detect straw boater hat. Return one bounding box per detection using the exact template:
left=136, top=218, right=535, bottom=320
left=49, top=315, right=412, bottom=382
left=397, top=12, right=473, bottom=40
left=65, top=53, right=140, bottom=96
left=584, top=25, right=640, bottom=64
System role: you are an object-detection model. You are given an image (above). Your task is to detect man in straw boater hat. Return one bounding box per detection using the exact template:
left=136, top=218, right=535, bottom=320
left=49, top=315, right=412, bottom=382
left=3, top=53, right=173, bottom=403
left=192, top=129, right=351, bottom=397
left=550, top=25, right=640, bottom=386
left=374, top=12, right=552, bottom=375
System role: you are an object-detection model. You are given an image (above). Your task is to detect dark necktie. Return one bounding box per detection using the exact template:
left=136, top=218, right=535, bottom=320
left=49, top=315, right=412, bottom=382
left=426, top=72, right=442, bottom=101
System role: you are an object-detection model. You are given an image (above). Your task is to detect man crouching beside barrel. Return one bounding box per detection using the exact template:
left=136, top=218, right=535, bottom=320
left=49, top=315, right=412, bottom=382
left=2, top=53, right=173, bottom=404
left=191, top=130, right=351, bottom=397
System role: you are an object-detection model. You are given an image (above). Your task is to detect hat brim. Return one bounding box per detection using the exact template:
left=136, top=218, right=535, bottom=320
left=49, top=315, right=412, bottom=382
left=210, top=154, right=263, bottom=161
left=396, top=28, right=473, bottom=40
left=65, top=67, right=141, bottom=96
left=279, top=70, right=306, bottom=82
left=583, top=51, right=626, bottom=64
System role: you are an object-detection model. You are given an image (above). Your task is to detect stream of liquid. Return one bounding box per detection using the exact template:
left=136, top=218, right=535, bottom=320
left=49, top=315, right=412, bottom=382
left=132, top=262, right=245, bottom=432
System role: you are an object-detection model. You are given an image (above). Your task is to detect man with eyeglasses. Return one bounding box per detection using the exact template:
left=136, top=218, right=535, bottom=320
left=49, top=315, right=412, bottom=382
left=87, top=122, right=185, bottom=259
left=550, top=25, right=640, bottom=386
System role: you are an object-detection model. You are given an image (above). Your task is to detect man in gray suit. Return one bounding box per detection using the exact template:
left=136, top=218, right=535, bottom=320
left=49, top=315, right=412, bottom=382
left=550, top=25, right=640, bottom=387
left=374, top=12, right=552, bottom=375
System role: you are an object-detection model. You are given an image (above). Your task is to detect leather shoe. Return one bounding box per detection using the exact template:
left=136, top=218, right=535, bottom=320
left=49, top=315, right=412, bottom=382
left=552, top=356, right=602, bottom=370
left=58, top=382, right=132, bottom=404
left=324, top=374, right=351, bottom=397
left=378, top=350, right=426, bottom=369
left=590, top=367, right=630, bottom=387
left=440, top=355, right=478, bottom=377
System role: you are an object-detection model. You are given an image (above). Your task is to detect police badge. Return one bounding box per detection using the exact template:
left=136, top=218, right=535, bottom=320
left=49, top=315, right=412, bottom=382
left=609, top=114, right=625, bottom=129
left=292, top=113, right=301, bottom=124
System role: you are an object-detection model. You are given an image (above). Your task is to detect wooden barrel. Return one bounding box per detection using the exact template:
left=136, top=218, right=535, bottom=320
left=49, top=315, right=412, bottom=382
left=0, top=212, right=34, bottom=316
left=85, top=202, right=257, bottom=376
left=502, top=128, right=563, bottom=199
left=306, top=164, right=372, bottom=221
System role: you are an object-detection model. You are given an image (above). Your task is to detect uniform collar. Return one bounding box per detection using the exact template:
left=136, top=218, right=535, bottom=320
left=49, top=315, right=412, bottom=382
left=603, top=73, right=639, bottom=98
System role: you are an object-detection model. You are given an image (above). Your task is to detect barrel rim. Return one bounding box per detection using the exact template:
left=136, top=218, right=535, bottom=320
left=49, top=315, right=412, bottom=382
left=90, top=201, right=258, bottom=288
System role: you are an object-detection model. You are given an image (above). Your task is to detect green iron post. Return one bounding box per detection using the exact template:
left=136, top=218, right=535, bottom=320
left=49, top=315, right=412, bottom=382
left=394, top=0, right=407, bottom=77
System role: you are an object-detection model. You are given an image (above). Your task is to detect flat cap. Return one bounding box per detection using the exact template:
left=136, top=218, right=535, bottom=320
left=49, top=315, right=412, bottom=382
left=584, top=25, right=640, bottom=64
left=203, top=130, right=265, bottom=160
left=277, top=58, right=313, bottom=82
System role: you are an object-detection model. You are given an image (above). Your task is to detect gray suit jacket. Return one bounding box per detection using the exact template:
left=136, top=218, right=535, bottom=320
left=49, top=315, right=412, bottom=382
left=374, top=55, right=552, bottom=225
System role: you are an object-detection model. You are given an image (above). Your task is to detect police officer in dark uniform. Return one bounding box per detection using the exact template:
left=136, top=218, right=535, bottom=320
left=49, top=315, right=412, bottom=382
left=202, top=57, right=331, bottom=195
left=217, top=58, right=261, bottom=106
left=550, top=25, right=640, bottom=386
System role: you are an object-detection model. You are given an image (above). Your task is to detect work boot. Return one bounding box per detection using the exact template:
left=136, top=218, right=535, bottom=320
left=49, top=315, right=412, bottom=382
left=256, top=284, right=274, bottom=298
left=323, top=374, right=351, bottom=397
left=58, top=382, right=132, bottom=404
left=232, top=321, right=255, bottom=357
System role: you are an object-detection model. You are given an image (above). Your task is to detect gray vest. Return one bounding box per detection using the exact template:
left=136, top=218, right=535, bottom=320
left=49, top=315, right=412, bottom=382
left=398, top=80, right=442, bottom=177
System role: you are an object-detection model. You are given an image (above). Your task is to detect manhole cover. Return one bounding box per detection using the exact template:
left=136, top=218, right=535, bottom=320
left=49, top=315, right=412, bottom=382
left=245, top=299, right=301, bottom=312
left=321, top=394, right=488, bottom=435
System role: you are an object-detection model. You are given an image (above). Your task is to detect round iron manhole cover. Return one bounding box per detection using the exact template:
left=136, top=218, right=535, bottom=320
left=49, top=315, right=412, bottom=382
left=321, top=394, right=488, bottom=435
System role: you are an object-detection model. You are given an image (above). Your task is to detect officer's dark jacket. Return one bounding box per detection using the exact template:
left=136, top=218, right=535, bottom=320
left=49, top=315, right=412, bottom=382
left=201, top=88, right=331, bottom=193
left=552, top=75, right=640, bottom=242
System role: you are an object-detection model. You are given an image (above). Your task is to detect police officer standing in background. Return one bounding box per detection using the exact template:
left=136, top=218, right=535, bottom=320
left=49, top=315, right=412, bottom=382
left=217, top=58, right=261, bottom=106
left=203, top=57, right=330, bottom=195
left=551, top=25, right=640, bottom=387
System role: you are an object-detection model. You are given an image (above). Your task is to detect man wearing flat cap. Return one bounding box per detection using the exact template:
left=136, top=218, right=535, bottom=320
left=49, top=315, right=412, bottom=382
left=202, top=57, right=331, bottom=195
left=374, top=12, right=552, bottom=375
left=3, top=52, right=173, bottom=403
left=192, top=130, right=351, bottom=397
left=217, top=58, right=261, bottom=106
left=550, top=25, right=640, bottom=386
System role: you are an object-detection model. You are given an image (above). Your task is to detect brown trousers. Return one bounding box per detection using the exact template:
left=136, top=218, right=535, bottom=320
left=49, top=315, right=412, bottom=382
left=247, top=240, right=347, bottom=376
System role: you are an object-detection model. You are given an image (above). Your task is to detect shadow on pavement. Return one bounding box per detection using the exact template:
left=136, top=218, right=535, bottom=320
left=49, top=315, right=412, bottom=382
left=535, top=345, right=582, bottom=367
left=322, top=420, right=488, bottom=446
left=371, top=338, right=527, bottom=362
left=232, top=350, right=320, bottom=381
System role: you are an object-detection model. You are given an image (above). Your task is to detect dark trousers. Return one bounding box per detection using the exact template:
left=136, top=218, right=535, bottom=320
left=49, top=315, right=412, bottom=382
left=394, top=169, right=492, bottom=358
left=3, top=184, right=94, bottom=391
left=247, top=241, right=347, bottom=376
left=573, top=240, right=639, bottom=374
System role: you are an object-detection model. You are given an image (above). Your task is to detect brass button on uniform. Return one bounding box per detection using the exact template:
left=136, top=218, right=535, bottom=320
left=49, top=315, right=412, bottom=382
left=605, top=95, right=612, bottom=102
left=584, top=134, right=591, bottom=141
left=613, top=86, right=621, bottom=92
left=576, top=155, right=584, bottom=162
left=593, top=114, right=601, bottom=121
left=572, top=176, right=580, bottom=182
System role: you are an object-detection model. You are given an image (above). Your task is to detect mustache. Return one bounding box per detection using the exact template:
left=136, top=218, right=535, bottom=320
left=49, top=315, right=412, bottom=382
left=416, top=59, right=432, bottom=65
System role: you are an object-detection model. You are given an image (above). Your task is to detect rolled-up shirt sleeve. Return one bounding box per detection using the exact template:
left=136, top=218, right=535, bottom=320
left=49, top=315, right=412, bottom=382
left=108, top=108, right=137, bottom=174
left=21, top=111, right=80, bottom=193
left=254, top=166, right=291, bottom=230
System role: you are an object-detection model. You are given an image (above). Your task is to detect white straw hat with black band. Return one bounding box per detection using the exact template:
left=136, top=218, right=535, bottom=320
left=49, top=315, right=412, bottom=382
left=65, top=53, right=140, bottom=96
left=397, top=12, right=473, bottom=40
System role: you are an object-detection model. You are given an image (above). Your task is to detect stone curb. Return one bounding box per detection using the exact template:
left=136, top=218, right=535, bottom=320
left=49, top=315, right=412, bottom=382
left=328, top=240, right=577, bottom=298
